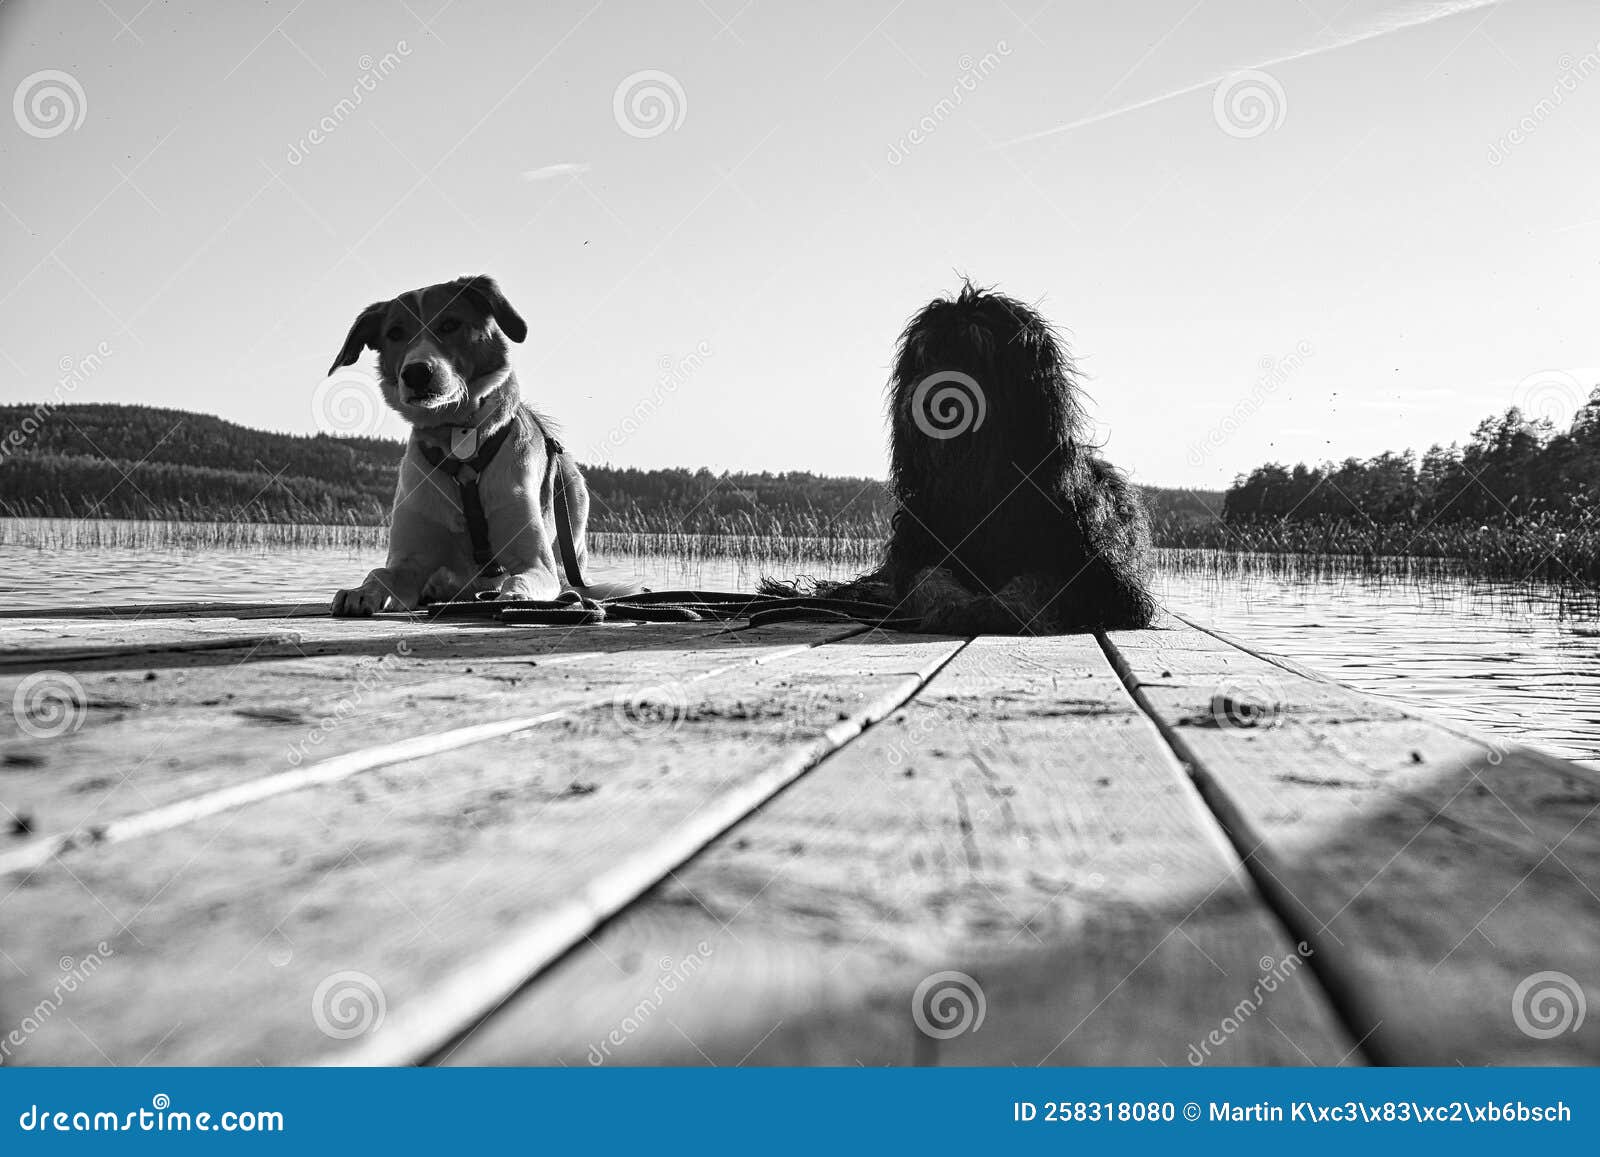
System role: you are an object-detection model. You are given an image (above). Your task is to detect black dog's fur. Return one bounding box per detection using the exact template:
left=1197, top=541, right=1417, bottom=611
left=778, top=282, right=1155, bottom=634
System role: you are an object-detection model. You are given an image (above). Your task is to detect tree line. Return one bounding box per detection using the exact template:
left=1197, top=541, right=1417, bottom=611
left=0, top=403, right=1216, bottom=536
left=1223, top=388, right=1600, bottom=525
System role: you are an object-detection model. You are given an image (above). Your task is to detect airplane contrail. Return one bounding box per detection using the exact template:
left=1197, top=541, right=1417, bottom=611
left=997, top=0, right=1512, bottom=148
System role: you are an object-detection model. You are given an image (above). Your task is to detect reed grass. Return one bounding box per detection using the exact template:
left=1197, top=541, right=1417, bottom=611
left=6, top=509, right=1597, bottom=592
left=0, top=516, right=387, bottom=552
left=1152, top=514, right=1600, bottom=587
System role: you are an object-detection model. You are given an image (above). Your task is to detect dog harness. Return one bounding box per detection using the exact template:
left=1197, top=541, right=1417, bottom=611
left=418, top=422, right=587, bottom=589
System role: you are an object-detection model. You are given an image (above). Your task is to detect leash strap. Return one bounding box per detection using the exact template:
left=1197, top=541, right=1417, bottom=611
left=420, top=423, right=587, bottom=589
left=546, top=436, right=588, bottom=590
left=418, top=590, right=923, bottom=632
left=420, top=423, right=515, bottom=571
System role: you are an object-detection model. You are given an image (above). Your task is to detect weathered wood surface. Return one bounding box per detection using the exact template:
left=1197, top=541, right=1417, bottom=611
left=2, top=609, right=1595, bottom=1068
left=1106, top=624, right=1600, bottom=1064
left=0, top=618, right=829, bottom=861
left=1, top=625, right=960, bottom=1064
left=450, top=633, right=1353, bottom=1067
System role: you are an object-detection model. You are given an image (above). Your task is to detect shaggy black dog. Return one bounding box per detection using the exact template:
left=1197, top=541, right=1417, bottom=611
left=782, top=282, right=1156, bottom=635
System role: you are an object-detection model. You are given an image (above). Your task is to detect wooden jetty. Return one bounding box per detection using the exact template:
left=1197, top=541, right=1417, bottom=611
left=1, top=603, right=1597, bottom=1067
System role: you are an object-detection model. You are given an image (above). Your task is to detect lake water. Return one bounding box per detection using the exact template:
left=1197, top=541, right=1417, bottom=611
left=1, top=542, right=1595, bottom=769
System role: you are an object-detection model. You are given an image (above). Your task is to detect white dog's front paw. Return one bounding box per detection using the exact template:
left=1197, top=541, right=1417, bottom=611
left=331, top=583, right=392, bottom=617
left=498, top=573, right=559, bottom=602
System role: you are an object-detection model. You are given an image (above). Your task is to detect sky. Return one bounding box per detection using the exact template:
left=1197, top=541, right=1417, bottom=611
left=1, top=0, right=1598, bottom=490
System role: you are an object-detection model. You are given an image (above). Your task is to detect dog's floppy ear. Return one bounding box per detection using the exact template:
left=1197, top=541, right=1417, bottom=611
left=328, top=300, right=389, bottom=375
left=456, top=274, right=528, bottom=344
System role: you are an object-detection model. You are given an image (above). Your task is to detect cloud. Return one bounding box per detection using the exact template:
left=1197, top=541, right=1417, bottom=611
left=521, top=162, right=591, bottom=182
left=998, top=0, right=1513, bottom=147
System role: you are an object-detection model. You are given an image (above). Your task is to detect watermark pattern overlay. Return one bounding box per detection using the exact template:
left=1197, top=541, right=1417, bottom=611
left=1512, top=369, right=1586, bottom=428
left=911, top=970, right=987, bottom=1039
left=910, top=370, right=986, bottom=440
left=1208, top=674, right=1287, bottom=730
left=285, top=642, right=413, bottom=766
left=611, top=681, right=691, bottom=740
left=311, top=970, right=387, bottom=1040
left=1511, top=970, right=1587, bottom=1040
left=587, top=342, right=712, bottom=460
left=586, top=942, right=715, bottom=1064
left=0, top=341, right=114, bottom=464
left=286, top=42, right=413, bottom=165
left=311, top=366, right=389, bottom=438
left=1488, top=40, right=1600, bottom=165
left=1186, top=340, right=1313, bottom=467
left=12, top=671, right=88, bottom=739
left=613, top=70, right=687, bottom=139
left=1212, top=69, right=1287, bottom=139
left=13, top=69, right=87, bottom=138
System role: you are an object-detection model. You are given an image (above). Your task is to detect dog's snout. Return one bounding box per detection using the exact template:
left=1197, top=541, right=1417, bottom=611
left=400, top=362, right=435, bottom=394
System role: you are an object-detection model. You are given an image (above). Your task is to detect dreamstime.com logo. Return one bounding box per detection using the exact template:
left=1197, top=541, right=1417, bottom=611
left=312, top=366, right=389, bottom=437
left=910, top=371, right=986, bottom=440
left=13, top=69, right=87, bottom=138
left=16, top=1094, right=283, bottom=1134
left=12, top=671, right=88, bottom=739
left=311, top=970, right=386, bottom=1040
left=1512, top=970, right=1587, bottom=1040
left=911, top=970, right=987, bottom=1039
left=1212, top=69, right=1287, bottom=139
left=613, top=70, right=687, bottom=138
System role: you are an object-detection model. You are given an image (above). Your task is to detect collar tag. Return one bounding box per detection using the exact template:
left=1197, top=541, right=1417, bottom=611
left=449, top=426, right=480, bottom=460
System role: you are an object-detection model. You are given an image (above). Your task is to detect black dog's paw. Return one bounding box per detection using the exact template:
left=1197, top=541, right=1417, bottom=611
left=760, top=571, right=896, bottom=605
left=758, top=576, right=805, bottom=598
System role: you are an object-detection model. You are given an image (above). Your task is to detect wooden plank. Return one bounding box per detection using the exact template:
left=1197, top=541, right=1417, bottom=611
left=449, top=634, right=1355, bottom=1067
left=0, top=600, right=332, bottom=620
left=0, top=621, right=835, bottom=857
left=0, top=633, right=962, bottom=1065
left=0, top=609, right=595, bottom=662
left=0, top=632, right=304, bottom=668
left=1104, top=623, right=1600, bottom=1064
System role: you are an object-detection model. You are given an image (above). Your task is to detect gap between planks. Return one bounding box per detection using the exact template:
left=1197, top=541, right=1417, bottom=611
left=1097, top=629, right=1393, bottom=1065
left=334, top=636, right=972, bottom=1066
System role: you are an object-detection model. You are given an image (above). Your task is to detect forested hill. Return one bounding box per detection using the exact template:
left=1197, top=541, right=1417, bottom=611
left=0, top=403, right=1216, bottom=533
left=1223, top=388, right=1600, bottom=525
left=0, top=404, right=400, bottom=524
left=0, top=403, right=894, bottom=530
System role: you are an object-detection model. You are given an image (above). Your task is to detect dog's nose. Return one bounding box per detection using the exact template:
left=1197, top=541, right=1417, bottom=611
left=401, top=363, right=435, bottom=394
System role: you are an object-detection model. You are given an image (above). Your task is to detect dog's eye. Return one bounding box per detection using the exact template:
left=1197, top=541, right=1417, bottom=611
left=384, top=325, right=406, bottom=342
left=437, top=317, right=462, bottom=335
